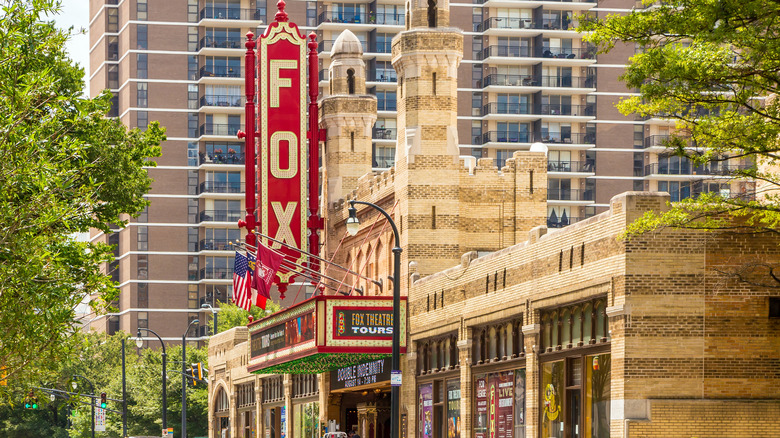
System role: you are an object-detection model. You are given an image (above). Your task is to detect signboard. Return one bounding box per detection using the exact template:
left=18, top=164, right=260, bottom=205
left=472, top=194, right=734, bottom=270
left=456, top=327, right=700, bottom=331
left=331, top=358, right=391, bottom=391
left=391, top=370, right=402, bottom=387
left=247, top=296, right=407, bottom=375
left=334, top=308, right=394, bottom=338
left=95, top=405, right=106, bottom=432
left=419, top=384, right=433, bottom=438
left=475, top=376, right=488, bottom=438
left=258, top=10, right=309, bottom=285
left=447, top=381, right=461, bottom=438
left=250, top=310, right=315, bottom=357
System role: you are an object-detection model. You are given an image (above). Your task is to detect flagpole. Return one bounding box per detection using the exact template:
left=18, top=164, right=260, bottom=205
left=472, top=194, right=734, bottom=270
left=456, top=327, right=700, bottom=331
left=238, top=236, right=383, bottom=289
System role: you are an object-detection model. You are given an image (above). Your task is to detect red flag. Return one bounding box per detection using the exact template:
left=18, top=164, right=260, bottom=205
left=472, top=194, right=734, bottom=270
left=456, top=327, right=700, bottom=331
left=255, top=243, right=283, bottom=309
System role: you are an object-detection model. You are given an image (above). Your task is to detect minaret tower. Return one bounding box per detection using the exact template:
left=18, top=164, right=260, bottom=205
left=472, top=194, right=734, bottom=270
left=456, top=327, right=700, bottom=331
left=391, top=0, right=463, bottom=278
left=320, top=30, right=377, bottom=202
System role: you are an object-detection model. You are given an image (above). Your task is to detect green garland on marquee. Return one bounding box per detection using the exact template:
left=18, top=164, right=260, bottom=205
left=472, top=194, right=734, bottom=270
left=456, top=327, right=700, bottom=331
left=250, top=353, right=391, bottom=375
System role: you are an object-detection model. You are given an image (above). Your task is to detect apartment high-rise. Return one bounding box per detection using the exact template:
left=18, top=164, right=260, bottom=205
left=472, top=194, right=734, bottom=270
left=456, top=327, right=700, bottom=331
left=88, top=0, right=748, bottom=342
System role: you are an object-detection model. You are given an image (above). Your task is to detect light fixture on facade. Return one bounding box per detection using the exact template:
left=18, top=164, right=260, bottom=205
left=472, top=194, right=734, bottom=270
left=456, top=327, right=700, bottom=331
left=346, top=205, right=360, bottom=236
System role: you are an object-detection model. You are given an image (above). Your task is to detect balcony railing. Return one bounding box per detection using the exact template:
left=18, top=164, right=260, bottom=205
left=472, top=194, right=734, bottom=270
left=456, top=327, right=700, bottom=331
left=373, top=41, right=392, bottom=53
left=199, top=239, right=235, bottom=251
left=199, top=123, right=241, bottom=136
left=477, top=17, right=535, bottom=31
left=318, top=39, right=369, bottom=53
left=548, top=188, right=595, bottom=201
left=480, top=74, right=538, bottom=87
left=199, top=7, right=263, bottom=21
left=373, top=127, right=397, bottom=140
left=318, top=11, right=404, bottom=25
left=541, top=16, right=578, bottom=30
left=377, top=99, right=397, bottom=111
left=547, top=161, right=595, bottom=173
left=370, top=71, right=397, bottom=82
left=199, top=36, right=243, bottom=50
left=547, top=216, right=584, bottom=229
left=473, top=0, right=595, bottom=5
left=199, top=267, right=233, bottom=280
left=540, top=104, right=595, bottom=117
left=479, top=45, right=533, bottom=60
left=199, top=181, right=245, bottom=194
left=200, top=94, right=244, bottom=107
left=482, top=102, right=532, bottom=116
left=644, top=162, right=753, bottom=177
left=199, top=209, right=243, bottom=223
left=541, top=47, right=596, bottom=59
left=199, top=66, right=241, bottom=78
left=540, top=75, right=596, bottom=88
left=479, top=131, right=595, bottom=144
left=200, top=152, right=244, bottom=165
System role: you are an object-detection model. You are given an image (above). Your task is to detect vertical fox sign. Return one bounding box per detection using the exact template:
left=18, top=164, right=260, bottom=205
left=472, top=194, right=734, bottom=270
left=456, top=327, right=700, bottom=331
left=258, top=2, right=308, bottom=287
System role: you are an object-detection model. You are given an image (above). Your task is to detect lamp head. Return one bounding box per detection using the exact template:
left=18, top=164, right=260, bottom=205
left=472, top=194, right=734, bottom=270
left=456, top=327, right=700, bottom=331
left=135, top=330, right=144, bottom=348
left=50, top=393, right=56, bottom=402
left=346, top=205, right=360, bottom=236
left=71, top=381, right=77, bottom=391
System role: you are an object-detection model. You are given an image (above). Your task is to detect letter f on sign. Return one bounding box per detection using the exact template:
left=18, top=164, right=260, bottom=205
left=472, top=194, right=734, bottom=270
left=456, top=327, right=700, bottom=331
left=270, top=60, right=298, bottom=108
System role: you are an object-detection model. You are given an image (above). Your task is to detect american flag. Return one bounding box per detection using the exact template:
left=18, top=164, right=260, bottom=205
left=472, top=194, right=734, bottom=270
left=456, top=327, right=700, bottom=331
left=232, top=251, right=254, bottom=311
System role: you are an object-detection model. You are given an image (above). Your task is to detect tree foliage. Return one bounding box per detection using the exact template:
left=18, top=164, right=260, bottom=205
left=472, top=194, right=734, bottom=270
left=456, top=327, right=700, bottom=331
left=0, top=0, right=164, bottom=391
left=215, top=299, right=281, bottom=334
left=580, top=0, right=780, bottom=243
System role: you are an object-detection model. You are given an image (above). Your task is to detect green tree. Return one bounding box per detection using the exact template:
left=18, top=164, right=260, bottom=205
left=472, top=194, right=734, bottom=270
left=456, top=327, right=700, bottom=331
left=216, top=300, right=281, bottom=333
left=581, top=0, right=780, bottom=275
left=0, top=0, right=164, bottom=393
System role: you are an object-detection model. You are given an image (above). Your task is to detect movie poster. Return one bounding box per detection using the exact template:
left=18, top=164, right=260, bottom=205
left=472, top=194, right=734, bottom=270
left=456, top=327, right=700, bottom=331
left=419, top=384, right=433, bottom=438
left=475, top=375, right=487, bottom=438
left=447, top=380, right=461, bottom=438
left=487, top=372, right=515, bottom=438
left=514, top=369, right=526, bottom=438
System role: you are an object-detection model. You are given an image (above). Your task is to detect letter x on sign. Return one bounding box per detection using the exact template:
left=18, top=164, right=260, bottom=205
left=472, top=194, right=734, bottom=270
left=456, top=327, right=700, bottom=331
left=271, top=201, right=297, bottom=248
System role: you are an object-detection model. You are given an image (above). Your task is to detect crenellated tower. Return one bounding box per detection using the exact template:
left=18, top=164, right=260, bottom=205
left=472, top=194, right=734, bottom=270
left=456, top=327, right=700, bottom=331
left=391, top=0, right=463, bottom=278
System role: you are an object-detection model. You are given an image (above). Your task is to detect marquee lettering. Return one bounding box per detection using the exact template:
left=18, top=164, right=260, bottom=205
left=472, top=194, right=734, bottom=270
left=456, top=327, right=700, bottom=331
left=270, top=131, right=298, bottom=179
left=270, top=60, right=297, bottom=108
left=271, top=201, right=298, bottom=248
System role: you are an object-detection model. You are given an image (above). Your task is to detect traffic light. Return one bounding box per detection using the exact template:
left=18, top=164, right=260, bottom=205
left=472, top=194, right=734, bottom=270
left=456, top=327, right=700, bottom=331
left=189, top=364, right=197, bottom=386
left=195, top=362, right=203, bottom=382
left=100, top=392, right=107, bottom=409
left=24, top=390, right=37, bottom=409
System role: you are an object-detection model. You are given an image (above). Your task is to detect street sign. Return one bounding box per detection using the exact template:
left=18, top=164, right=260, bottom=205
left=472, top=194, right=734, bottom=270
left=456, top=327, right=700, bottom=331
left=391, top=370, right=402, bottom=387
left=95, top=404, right=106, bottom=432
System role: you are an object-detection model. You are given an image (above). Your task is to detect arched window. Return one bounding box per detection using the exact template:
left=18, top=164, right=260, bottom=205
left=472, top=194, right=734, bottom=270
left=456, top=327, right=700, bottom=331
left=215, top=386, right=229, bottom=413
left=347, top=69, right=355, bottom=94
left=427, top=0, right=436, bottom=28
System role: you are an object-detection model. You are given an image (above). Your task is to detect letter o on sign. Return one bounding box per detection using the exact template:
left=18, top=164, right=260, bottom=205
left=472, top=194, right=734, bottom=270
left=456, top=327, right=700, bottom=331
left=270, top=131, right=298, bottom=179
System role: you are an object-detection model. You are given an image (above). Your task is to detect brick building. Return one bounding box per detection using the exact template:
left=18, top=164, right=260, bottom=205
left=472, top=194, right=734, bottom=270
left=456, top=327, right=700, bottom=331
left=206, top=5, right=780, bottom=438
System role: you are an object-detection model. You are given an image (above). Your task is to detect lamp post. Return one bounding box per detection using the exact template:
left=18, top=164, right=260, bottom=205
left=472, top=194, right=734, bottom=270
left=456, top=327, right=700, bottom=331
left=72, top=374, right=96, bottom=438
left=346, top=200, right=402, bottom=438
left=201, top=303, right=218, bottom=335
left=136, top=328, right=167, bottom=433
left=182, top=318, right=199, bottom=438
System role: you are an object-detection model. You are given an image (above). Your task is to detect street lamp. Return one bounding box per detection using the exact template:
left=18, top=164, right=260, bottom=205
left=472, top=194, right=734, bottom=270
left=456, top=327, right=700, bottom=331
left=201, top=303, right=218, bottom=335
left=136, top=327, right=167, bottom=433
left=347, top=200, right=402, bottom=438
left=72, top=374, right=96, bottom=438
left=182, top=318, right=199, bottom=438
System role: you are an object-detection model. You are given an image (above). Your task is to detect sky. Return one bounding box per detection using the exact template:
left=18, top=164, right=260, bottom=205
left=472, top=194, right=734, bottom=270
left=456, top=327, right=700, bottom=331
left=54, top=0, right=91, bottom=95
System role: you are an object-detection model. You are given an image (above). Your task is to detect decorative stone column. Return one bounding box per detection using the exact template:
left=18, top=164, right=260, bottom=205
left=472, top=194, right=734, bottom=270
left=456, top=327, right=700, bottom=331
left=522, top=315, right=541, bottom=438
left=284, top=374, right=293, bottom=438
left=458, top=336, right=473, bottom=438
left=229, top=390, right=239, bottom=438
left=255, top=378, right=263, bottom=438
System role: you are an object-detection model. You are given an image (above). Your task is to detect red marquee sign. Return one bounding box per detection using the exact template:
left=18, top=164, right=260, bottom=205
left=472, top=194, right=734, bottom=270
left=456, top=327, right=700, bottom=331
left=257, top=12, right=308, bottom=285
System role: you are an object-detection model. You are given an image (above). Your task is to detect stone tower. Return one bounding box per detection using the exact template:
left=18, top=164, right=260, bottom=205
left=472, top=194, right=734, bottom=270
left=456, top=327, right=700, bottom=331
left=391, top=0, right=463, bottom=279
left=320, top=30, right=377, bottom=202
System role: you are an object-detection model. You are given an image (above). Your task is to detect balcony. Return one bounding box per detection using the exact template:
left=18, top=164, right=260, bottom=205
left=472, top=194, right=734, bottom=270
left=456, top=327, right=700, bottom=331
left=199, top=66, right=241, bottom=79
left=199, top=123, right=241, bottom=137
left=477, top=17, right=536, bottom=32
left=318, top=11, right=404, bottom=26
left=373, top=127, right=397, bottom=140
left=480, top=131, right=532, bottom=144
left=199, top=36, right=243, bottom=50
left=547, top=161, right=595, bottom=173
left=199, top=239, right=235, bottom=251
left=537, top=132, right=595, bottom=144
left=199, top=267, right=233, bottom=280
left=373, top=41, right=392, bottom=53
left=199, top=181, right=245, bottom=194
left=644, top=162, right=753, bottom=177
left=370, top=71, right=397, bottom=82
left=480, top=74, right=538, bottom=87
left=377, top=99, right=397, bottom=111
left=482, top=102, right=532, bottom=116
left=540, top=104, right=595, bottom=117
left=547, top=216, right=584, bottom=229
left=200, top=152, right=244, bottom=165
left=540, top=75, right=596, bottom=88
left=478, top=46, right=534, bottom=61
left=548, top=188, right=594, bottom=201
left=541, top=47, right=596, bottom=59
left=199, top=7, right=263, bottom=21
left=200, top=94, right=244, bottom=108
left=199, top=209, right=243, bottom=223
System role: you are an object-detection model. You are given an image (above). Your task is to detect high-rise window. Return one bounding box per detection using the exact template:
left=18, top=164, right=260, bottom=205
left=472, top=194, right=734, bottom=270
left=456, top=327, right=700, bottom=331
left=188, top=0, right=198, bottom=22
left=137, top=0, right=147, bottom=20
left=107, top=8, right=118, bottom=32
left=188, top=227, right=199, bottom=252
left=137, top=226, right=148, bottom=251
left=137, top=312, right=148, bottom=329
left=188, top=26, right=198, bottom=51
left=107, top=64, right=119, bottom=89
left=188, top=84, right=198, bottom=109
left=306, top=1, right=316, bottom=26
left=137, top=24, right=147, bottom=50
left=137, top=254, right=148, bottom=280
left=137, top=283, right=148, bottom=308
left=107, top=36, right=118, bottom=60
left=137, top=111, right=148, bottom=130
left=137, top=53, right=147, bottom=79
left=109, top=93, right=119, bottom=117
left=188, top=56, right=198, bottom=80
left=189, top=286, right=199, bottom=310
left=188, top=113, right=198, bottom=138
left=137, top=82, right=148, bottom=108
